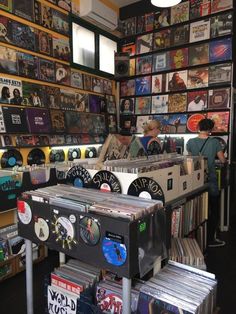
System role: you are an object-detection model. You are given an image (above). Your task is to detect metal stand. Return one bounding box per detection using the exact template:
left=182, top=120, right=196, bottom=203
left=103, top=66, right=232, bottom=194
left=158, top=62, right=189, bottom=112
left=122, top=277, right=132, bottom=314
left=25, top=239, right=34, bottom=314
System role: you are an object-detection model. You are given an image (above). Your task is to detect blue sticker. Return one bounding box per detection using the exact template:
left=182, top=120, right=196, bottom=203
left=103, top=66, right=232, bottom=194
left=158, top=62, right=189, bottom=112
left=102, top=237, right=127, bottom=266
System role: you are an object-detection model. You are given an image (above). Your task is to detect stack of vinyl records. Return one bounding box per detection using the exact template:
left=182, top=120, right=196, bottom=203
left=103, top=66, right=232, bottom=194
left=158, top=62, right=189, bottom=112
left=137, top=260, right=217, bottom=314
left=169, top=238, right=206, bottom=270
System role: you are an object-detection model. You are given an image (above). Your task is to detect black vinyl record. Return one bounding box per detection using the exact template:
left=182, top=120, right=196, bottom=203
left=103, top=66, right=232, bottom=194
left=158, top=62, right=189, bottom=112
left=68, top=148, right=81, bottom=161
left=85, top=147, right=97, bottom=158
left=27, top=148, right=45, bottom=165
left=91, top=170, right=122, bottom=193
left=127, top=177, right=165, bottom=203
left=66, top=165, right=92, bottom=188
left=1, top=149, right=23, bottom=168
left=147, top=139, right=162, bottom=155
left=49, top=149, right=65, bottom=162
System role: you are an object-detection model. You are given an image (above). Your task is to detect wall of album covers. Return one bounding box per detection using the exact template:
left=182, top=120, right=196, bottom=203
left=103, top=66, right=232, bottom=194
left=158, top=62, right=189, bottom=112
left=118, top=0, right=233, bottom=155
left=0, top=0, right=118, bottom=164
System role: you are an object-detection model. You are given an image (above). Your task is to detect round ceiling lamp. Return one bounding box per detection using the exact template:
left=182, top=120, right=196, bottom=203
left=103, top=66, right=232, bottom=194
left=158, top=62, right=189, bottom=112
left=150, top=0, right=181, bottom=7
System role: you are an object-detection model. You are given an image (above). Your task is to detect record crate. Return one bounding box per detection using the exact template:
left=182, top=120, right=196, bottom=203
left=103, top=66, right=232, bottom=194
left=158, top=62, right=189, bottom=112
left=15, top=245, right=47, bottom=273
left=0, top=255, right=17, bottom=282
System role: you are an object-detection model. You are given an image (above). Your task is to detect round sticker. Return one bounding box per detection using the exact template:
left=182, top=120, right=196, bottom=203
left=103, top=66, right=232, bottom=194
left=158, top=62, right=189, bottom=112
left=102, top=237, right=127, bottom=266
left=52, top=216, right=76, bottom=249
left=187, top=113, right=206, bottom=133
left=79, top=216, right=100, bottom=246
left=34, top=217, right=49, bottom=241
left=18, top=201, right=32, bottom=225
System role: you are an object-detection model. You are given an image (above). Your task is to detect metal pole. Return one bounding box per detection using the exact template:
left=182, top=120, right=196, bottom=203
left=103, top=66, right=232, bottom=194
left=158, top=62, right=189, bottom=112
left=122, top=277, right=131, bottom=314
left=25, top=239, right=34, bottom=314
left=59, top=252, right=66, bottom=265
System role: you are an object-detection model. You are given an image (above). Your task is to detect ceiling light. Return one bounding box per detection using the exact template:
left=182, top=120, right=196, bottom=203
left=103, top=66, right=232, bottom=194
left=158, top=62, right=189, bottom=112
left=151, top=0, right=181, bottom=7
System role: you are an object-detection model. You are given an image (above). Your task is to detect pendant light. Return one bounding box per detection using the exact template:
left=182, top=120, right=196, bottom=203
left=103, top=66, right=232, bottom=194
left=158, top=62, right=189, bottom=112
left=150, top=0, right=181, bottom=7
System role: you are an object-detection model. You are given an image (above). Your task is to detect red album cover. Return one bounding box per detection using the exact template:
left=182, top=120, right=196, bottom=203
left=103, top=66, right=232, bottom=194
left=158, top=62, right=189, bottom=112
left=208, top=88, right=230, bottom=110
left=187, top=113, right=206, bottom=133
left=188, top=67, right=209, bottom=89
left=211, top=0, right=232, bottom=13
left=121, top=43, right=136, bottom=56
left=207, top=111, right=229, bottom=133
left=169, top=48, right=188, bottom=69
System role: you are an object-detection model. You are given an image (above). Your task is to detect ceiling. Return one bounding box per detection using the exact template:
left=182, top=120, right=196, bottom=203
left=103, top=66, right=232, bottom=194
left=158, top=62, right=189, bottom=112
left=108, top=0, right=141, bottom=8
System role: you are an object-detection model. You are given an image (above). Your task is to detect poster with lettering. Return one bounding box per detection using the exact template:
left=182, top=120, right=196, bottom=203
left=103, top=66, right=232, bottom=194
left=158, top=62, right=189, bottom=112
left=190, top=19, right=210, bottom=43
left=47, top=285, right=77, bottom=314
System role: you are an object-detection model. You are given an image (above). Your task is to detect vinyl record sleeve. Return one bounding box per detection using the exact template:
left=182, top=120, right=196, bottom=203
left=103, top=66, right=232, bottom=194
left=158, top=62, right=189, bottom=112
left=12, top=0, right=34, bottom=21
left=2, top=106, right=28, bottom=133
left=50, top=109, right=66, bottom=133
left=37, top=30, right=52, bottom=56
left=186, top=113, right=206, bottom=133
left=11, top=21, right=36, bottom=51
left=209, top=38, right=232, bottom=63
left=0, top=46, right=18, bottom=75
left=25, top=108, right=51, bottom=133
left=190, top=19, right=210, bottom=43
left=18, top=53, right=39, bottom=80
left=171, top=1, right=189, bottom=25
left=208, top=88, right=230, bottom=110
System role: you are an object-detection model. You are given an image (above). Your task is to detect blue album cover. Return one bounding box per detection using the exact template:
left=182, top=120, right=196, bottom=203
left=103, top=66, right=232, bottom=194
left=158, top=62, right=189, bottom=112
left=167, top=113, right=187, bottom=134
left=209, top=38, right=232, bottom=63
left=11, top=21, right=36, bottom=51
left=18, top=53, right=39, bottom=80
left=135, top=76, right=151, bottom=96
left=102, top=237, right=127, bottom=266
left=152, top=52, right=169, bottom=72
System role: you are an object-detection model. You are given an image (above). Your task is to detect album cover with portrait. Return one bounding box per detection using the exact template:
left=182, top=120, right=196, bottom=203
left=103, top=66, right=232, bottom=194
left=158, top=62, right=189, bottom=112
left=105, top=95, right=116, bottom=114
left=22, top=82, right=45, bottom=107
left=60, top=89, right=76, bottom=111
left=189, top=43, right=209, bottom=66
left=151, top=95, right=168, bottom=114
left=167, top=113, right=188, bottom=133
left=209, top=38, right=232, bottom=63
left=190, top=0, right=211, bottom=20
left=135, top=96, right=151, bottom=114
left=120, top=79, right=135, bottom=97
left=18, top=53, right=39, bottom=80
left=120, top=98, right=135, bottom=115
left=136, top=55, right=152, bottom=75
left=39, top=58, right=55, bottom=82
left=187, top=90, right=208, bottom=112
left=208, top=63, right=232, bottom=86
left=208, top=88, right=230, bottom=110
left=40, top=3, right=53, bottom=29
left=153, top=29, right=171, bottom=50
left=37, top=30, right=52, bottom=56
left=121, top=17, right=136, bottom=37
left=11, top=21, right=36, bottom=52
left=0, top=77, right=22, bottom=105
left=71, top=70, right=83, bottom=89
left=136, top=33, right=153, bottom=55
left=0, top=16, right=12, bottom=44
left=0, top=46, right=18, bottom=75
left=152, top=52, right=169, bottom=72
left=44, top=86, right=60, bottom=109
left=170, top=24, right=189, bottom=47
left=120, top=115, right=137, bottom=134
left=103, top=79, right=112, bottom=95
left=207, top=111, right=229, bottom=133
left=121, top=42, right=136, bottom=56
left=187, top=67, right=209, bottom=89
left=0, top=0, right=12, bottom=12
left=12, top=0, right=34, bottom=21
left=135, top=76, right=151, bottom=96
left=55, top=62, right=71, bottom=86
left=168, top=93, right=187, bottom=113
left=190, top=19, right=210, bottom=43
left=107, top=114, right=117, bottom=133
left=169, top=48, right=188, bottom=70
left=91, top=77, right=103, bottom=93
left=171, top=1, right=189, bottom=25
left=50, top=109, right=65, bottom=133
left=52, top=35, right=70, bottom=61
left=210, top=12, right=233, bottom=38
left=152, top=74, right=166, bottom=94
left=154, top=8, right=170, bottom=29
left=167, top=70, right=188, bottom=92
left=83, top=74, right=92, bottom=91
left=211, top=0, right=233, bottom=14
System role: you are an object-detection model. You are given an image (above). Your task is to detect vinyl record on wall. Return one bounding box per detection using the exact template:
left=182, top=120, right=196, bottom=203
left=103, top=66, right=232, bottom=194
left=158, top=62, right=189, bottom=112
left=66, top=165, right=92, bottom=188
left=49, top=149, right=65, bottom=162
left=68, top=148, right=81, bottom=161
left=1, top=149, right=23, bottom=168
left=91, top=170, right=122, bottom=193
left=85, top=147, right=97, bottom=159
left=27, top=148, right=45, bottom=165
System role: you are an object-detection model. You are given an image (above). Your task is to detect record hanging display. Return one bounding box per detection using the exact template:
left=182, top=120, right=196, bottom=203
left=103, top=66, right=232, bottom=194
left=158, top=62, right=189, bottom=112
left=1, top=149, right=23, bottom=168
left=49, top=149, right=65, bottom=162
left=127, top=177, right=165, bottom=203
left=17, top=200, right=32, bottom=225
left=27, top=148, right=46, bottom=166
left=91, top=171, right=122, bottom=193
left=66, top=165, right=92, bottom=188
left=34, top=217, right=50, bottom=242
left=68, top=148, right=81, bottom=161
left=102, top=236, right=127, bottom=266
left=79, top=216, right=100, bottom=246
left=85, top=147, right=97, bottom=158
left=147, top=138, right=162, bottom=155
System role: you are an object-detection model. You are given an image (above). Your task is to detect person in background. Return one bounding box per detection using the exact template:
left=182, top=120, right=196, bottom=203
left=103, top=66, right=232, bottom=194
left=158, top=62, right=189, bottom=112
left=186, top=118, right=227, bottom=248
left=188, top=95, right=206, bottom=111
left=140, top=119, right=162, bottom=155
left=0, top=86, right=10, bottom=103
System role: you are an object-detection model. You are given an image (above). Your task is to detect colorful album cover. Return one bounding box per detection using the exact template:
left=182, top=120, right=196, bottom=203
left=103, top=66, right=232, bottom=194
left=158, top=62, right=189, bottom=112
left=2, top=106, right=28, bottom=133
left=120, top=98, right=135, bottom=115
left=91, top=77, right=103, bottom=93
left=207, top=111, right=229, bottom=133
left=52, top=9, right=69, bottom=35
left=34, top=1, right=41, bottom=25
left=136, top=115, right=152, bottom=133
left=0, top=46, right=17, bottom=74
left=135, top=96, right=151, bottom=114
left=167, top=113, right=187, bottom=133
left=50, top=109, right=65, bottom=132
left=120, top=115, right=137, bottom=134
left=190, top=0, right=211, bottom=19
left=75, top=93, right=89, bottom=112
left=210, top=12, right=233, bottom=38
left=168, top=93, right=187, bottom=112
left=49, top=0, right=71, bottom=11
left=154, top=8, right=170, bottom=29
left=12, top=0, right=34, bottom=21
left=129, top=58, right=135, bottom=76
left=22, top=82, right=45, bottom=107
left=190, top=19, right=210, bottom=43
left=83, top=74, right=92, bottom=91
left=152, top=52, right=169, bottom=72
left=60, top=89, right=76, bottom=111
left=211, top=0, right=233, bottom=13
left=44, top=86, right=60, bottom=109
left=11, top=21, right=36, bottom=51
left=153, top=29, right=171, bottom=50
left=171, top=1, right=189, bottom=25
left=187, top=90, right=208, bottom=112
left=55, top=62, right=71, bottom=85
left=37, top=30, right=52, bottom=55
left=106, top=95, right=116, bottom=114
left=209, top=38, right=232, bottom=63
left=188, top=67, right=209, bottom=89
left=25, top=108, right=51, bottom=133
left=39, top=59, right=55, bottom=82
left=145, top=12, right=154, bottom=32
left=91, top=114, right=106, bottom=134
left=0, top=0, right=12, bottom=12
left=18, top=53, right=39, bottom=79
left=152, top=74, right=166, bottom=94
left=52, top=36, right=70, bottom=61
left=151, top=95, right=168, bottom=114
left=71, top=70, right=83, bottom=89
left=170, top=24, right=189, bottom=47
left=122, top=17, right=136, bottom=37
left=135, top=76, right=151, bottom=96
left=107, top=114, right=117, bottom=133
left=121, top=43, right=136, bottom=57
left=136, top=33, right=153, bottom=55
left=0, top=78, right=22, bottom=105
left=40, top=4, right=53, bottom=29
left=189, top=43, right=209, bottom=66
left=88, top=94, right=101, bottom=113
left=0, top=106, right=6, bottom=132
left=208, top=88, right=230, bottom=109
left=136, top=15, right=145, bottom=34
left=0, top=16, right=12, bottom=44
left=103, top=79, right=112, bottom=95
left=169, top=48, right=188, bottom=69
left=136, top=55, right=152, bottom=75
left=186, top=113, right=206, bottom=132
left=120, top=79, right=135, bottom=97
left=167, top=70, right=188, bottom=92
left=208, top=63, right=232, bottom=86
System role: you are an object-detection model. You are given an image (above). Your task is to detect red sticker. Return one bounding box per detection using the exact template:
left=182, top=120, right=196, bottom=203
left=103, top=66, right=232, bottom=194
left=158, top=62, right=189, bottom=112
left=17, top=200, right=25, bottom=213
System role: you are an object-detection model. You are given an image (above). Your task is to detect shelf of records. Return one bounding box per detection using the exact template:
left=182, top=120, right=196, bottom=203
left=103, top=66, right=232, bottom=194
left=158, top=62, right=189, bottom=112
left=44, top=259, right=217, bottom=314
left=0, top=45, right=113, bottom=94
left=0, top=223, right=46, bottom=282
left=119, top=0, right=233, bottom=39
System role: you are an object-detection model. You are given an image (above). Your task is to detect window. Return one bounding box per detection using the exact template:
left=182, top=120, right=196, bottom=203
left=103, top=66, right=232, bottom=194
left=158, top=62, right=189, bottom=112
left=99, top=35, right=117, bottom=74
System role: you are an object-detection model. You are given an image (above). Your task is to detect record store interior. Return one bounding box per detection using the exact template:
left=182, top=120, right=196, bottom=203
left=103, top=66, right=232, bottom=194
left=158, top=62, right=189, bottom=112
left=0, top=0, right=236, bottom=313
